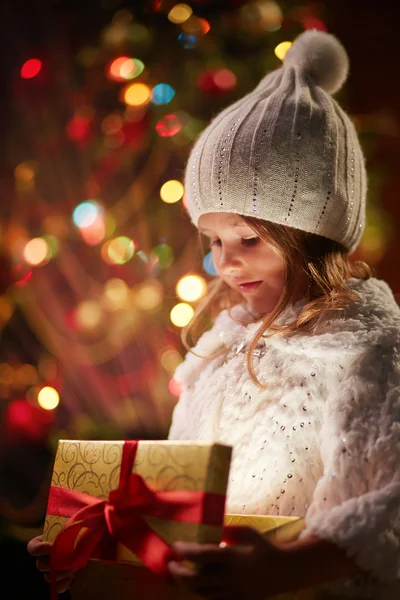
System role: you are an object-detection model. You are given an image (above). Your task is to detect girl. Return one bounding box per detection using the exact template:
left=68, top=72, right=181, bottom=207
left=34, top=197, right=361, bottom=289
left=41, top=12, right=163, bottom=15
left=29, top=31, right=400, bottom=599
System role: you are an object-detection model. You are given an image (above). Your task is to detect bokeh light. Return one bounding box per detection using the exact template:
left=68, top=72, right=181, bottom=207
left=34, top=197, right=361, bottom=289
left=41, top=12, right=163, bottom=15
left=176, top=274, right=206, bottom=302
left=170, top=302, right=194, bottom=327
left=23, top=238, right=50, bottom=266
left=104, top=278, right=129, bottom=310
left=203, top=251, right=217, bottom=276
left=106, top=236, right=135, bottom=264
left=213, top=69, right=237, bottom=91
left=107, top=56, right=145, bottom=81
left=160, top=180, right=184, bottom=203
left=123, top=82, right=151, bottom=107
left=133, top=280, right=164, bottom=311
left=274, top=41, right=292, bottom=61
left=20, top=58, right=42, bottom=79
left=168, top=4, right=193, bottom=24
left=182, top=16, right=210, bottom=35
left=38, top=357, right=58, bottom=381
left=156, top=114, right=181, bottom=137
left=150, top=243, right=173, bottom=269
left=75, top=300, right=103, bottom=330
left=14, top=162, right=36, bottom=182
left=101, top=113, right=124, bottom=135
left=168, top=377, right=183, bottom=397
left=178, top=33, right=197, bottom=49
left=160, top=348, right=182, bottom=372
left=0, top=296, right=14, bottom=328
left=72, top=200, right=102, bottom=228
left=151, top=83, right=176, bottom=105
left=38, top=386, right=60, bottom=410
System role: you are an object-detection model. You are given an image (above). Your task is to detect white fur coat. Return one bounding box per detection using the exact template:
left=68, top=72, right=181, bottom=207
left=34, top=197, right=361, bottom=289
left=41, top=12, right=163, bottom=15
left=168, top=277, right=400, bottom=599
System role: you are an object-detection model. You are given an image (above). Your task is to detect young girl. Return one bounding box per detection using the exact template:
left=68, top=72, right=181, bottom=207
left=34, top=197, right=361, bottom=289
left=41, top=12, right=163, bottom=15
left=28, top=31, right=400, bottom=599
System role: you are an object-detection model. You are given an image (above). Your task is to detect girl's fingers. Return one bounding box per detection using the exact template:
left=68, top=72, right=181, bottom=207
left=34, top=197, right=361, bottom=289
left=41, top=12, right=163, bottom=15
left=27, top=537, right=52, bottom=557
left=36, top=556, right=50, bottom=572
left=44, top=573, right=76, bottom=593
left=44, top=570, right=77, bottom=583
left=172, top=542, right=232, bottom=565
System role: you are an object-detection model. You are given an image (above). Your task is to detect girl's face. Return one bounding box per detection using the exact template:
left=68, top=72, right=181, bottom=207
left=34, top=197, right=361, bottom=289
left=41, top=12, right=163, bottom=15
left=198, top=212, right=286, bottom=317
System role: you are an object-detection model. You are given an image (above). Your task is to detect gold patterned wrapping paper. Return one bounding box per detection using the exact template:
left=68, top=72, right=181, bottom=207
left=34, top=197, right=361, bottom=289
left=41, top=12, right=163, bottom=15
left=43, top=439, right=232, bottom=564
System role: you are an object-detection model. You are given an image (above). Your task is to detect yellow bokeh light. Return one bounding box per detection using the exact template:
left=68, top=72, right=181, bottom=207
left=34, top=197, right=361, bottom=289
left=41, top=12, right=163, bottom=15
left=133, top=280, right=163, bottom=311
left=160, top=180, right=184, bottom=204
left=106, top=236, right=135, bottom=264
left=0, top=363, right=13, bottom=385
left=160, top=348, right=182, bottom=372
left=15, top=364, right=38, bottom=387
left=23, top=237, right=49, bottom=266
left=0, top=296, right=14, bottom=327
left=168, top=4, right=193, bottom=24
left=104, top=278, right=129, bottom=310
left=123, top=83, right=151, bottom=107
left=14, top=162, right=36, bottom=182
left=38, top=386, right=60, bottom=410
left=274, top=41, right=292, bottom=61
left=170, top=302, right=194, bottom=327
left=176, top=274, right=206, bottom=302
left=75, top=300, right=102, bottom=330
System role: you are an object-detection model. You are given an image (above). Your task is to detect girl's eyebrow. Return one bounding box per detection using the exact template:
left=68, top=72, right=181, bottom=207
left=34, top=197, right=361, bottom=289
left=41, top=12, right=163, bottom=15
left=199, top=221, right=245, bottom=234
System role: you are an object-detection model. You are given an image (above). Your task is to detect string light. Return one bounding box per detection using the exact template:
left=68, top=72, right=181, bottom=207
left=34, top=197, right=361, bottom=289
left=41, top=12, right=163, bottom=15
left=156, top=114, right=181, bottom=137
left=203, top=251, right=217, bottom=276
left=170, top=302, right=194, bottom=327
left=133, top=280, right=163, bottom=311
left=104, top=278, right=129, bottom=310
left=176, top=274, right=206, bottom=302
left=106, top=236, right=135, bottom=264
left=38, top=386, right=60, bottom=410
left=151, top=83, right=175, bottom=105
left=160, top=180, right=184, bottom=203
left=274, top=41, right=292, bottom=61
left=75, top=300, right=103, bottom=330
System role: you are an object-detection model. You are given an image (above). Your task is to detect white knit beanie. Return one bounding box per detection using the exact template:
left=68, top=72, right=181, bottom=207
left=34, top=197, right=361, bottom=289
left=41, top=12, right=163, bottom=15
left=184, top=30, right=366, bottom=253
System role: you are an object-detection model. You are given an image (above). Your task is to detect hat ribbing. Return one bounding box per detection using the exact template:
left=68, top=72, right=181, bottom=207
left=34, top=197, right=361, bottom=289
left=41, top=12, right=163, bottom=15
left=184, top=30, right=366, bottom=253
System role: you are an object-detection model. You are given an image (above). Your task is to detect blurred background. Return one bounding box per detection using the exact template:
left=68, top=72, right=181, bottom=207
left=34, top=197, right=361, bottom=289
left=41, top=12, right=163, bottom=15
left=0, top=0, right=399, bottom=597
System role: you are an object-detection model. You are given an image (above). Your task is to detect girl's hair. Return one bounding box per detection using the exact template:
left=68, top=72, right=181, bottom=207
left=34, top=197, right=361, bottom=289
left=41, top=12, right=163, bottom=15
left=181, top=216, right=372, bottom=388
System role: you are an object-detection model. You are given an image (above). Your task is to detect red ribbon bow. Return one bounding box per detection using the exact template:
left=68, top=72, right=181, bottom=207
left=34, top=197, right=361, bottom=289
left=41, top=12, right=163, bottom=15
left=48, top=441, right=226, bottom=597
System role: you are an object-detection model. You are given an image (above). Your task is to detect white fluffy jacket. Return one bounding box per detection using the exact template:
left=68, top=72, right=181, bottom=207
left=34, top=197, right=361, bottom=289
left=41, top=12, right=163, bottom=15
left=168, top=277, right=400, bottom=599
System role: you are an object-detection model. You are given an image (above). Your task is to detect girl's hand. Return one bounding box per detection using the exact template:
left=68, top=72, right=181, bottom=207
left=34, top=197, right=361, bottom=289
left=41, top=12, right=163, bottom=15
left=27, top=535, right=77, bottom=594
left=168, top=526, right=306, bottom=600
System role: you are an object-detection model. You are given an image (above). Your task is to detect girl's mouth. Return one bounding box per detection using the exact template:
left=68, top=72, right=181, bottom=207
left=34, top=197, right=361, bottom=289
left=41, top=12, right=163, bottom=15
left=238, top=281, right=262, bottom=292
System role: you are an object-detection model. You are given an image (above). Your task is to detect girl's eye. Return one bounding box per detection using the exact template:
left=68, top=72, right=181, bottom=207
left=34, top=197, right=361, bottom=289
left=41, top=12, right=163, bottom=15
left=241, top=237, right=259, bottom=246
left=210, top=239, right=222, bottom=247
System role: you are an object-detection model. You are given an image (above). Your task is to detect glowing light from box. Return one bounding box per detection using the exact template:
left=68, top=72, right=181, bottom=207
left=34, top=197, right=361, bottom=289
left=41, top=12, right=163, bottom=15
left=75, top=300, right=102, bottom=330
left=176, top=274, right=206, bottom=302
left=274, top=41, right=292, bottom=61
left=156, top=114, right=181, bottom=137
left=38, top=386, right=60, bottom=410
left=106, top=236, right=135, bottom=264
left=151, top=83, right=175, bottom=105
left=133, top=280, right=163, bottom=311
left=20, top=58, right=42, bottom=79
left=160, top=180, right=184, bottom=203
left=170, top=302, right=194, bottom=327
left=23, top=238, right=49, bottom=266
left=168, top=4, right=193, bottom=24
left=123, top=83, right=151, bottom=107
left=203, top=251, right=217, bottom=276
left=104, top=278, right=129, bottom=310
left=73, top=201, right=102, bottom=228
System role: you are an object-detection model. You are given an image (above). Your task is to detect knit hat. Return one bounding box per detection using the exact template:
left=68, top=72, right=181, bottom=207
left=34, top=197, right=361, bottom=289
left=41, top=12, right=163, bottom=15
left=184, top=30, right=366, bottom=253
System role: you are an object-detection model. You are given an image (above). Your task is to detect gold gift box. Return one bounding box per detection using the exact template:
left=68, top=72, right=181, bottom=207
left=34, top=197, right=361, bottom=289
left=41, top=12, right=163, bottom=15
left=44, top=439, right=232, bottom=563
left=44, top=440, right=315, bottom=600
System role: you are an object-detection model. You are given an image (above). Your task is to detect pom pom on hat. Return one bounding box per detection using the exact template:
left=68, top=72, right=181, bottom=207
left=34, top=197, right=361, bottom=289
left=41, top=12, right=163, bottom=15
left=284, top=30, right=349, bottom=94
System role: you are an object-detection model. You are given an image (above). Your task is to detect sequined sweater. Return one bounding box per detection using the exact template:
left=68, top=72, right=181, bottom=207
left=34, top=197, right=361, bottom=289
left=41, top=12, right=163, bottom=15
left=168, top=277, right=400, bottom=598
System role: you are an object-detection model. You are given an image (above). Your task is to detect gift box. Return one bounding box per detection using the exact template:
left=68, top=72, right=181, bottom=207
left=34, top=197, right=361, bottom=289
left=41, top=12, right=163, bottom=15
left=44, top=439, right=315, bottom=600
left=43, top=439, right=232, bottom=580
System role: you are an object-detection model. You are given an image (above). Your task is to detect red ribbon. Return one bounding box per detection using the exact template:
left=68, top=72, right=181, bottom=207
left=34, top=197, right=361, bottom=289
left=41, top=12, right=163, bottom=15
left=48, top=441, right=226, bottom=597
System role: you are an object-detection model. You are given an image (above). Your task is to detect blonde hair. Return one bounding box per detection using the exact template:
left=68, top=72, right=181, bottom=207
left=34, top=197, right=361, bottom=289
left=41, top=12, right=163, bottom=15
left=181, top=216, right=372, bottom=388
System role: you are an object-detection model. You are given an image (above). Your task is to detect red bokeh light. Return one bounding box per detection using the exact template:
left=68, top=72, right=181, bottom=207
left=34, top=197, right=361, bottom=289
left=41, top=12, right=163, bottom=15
left=20, top=58, right=42, bottom=79
left=5, top=399, right=55, bottom=443
left=155, top=114, right=181, bottom=138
